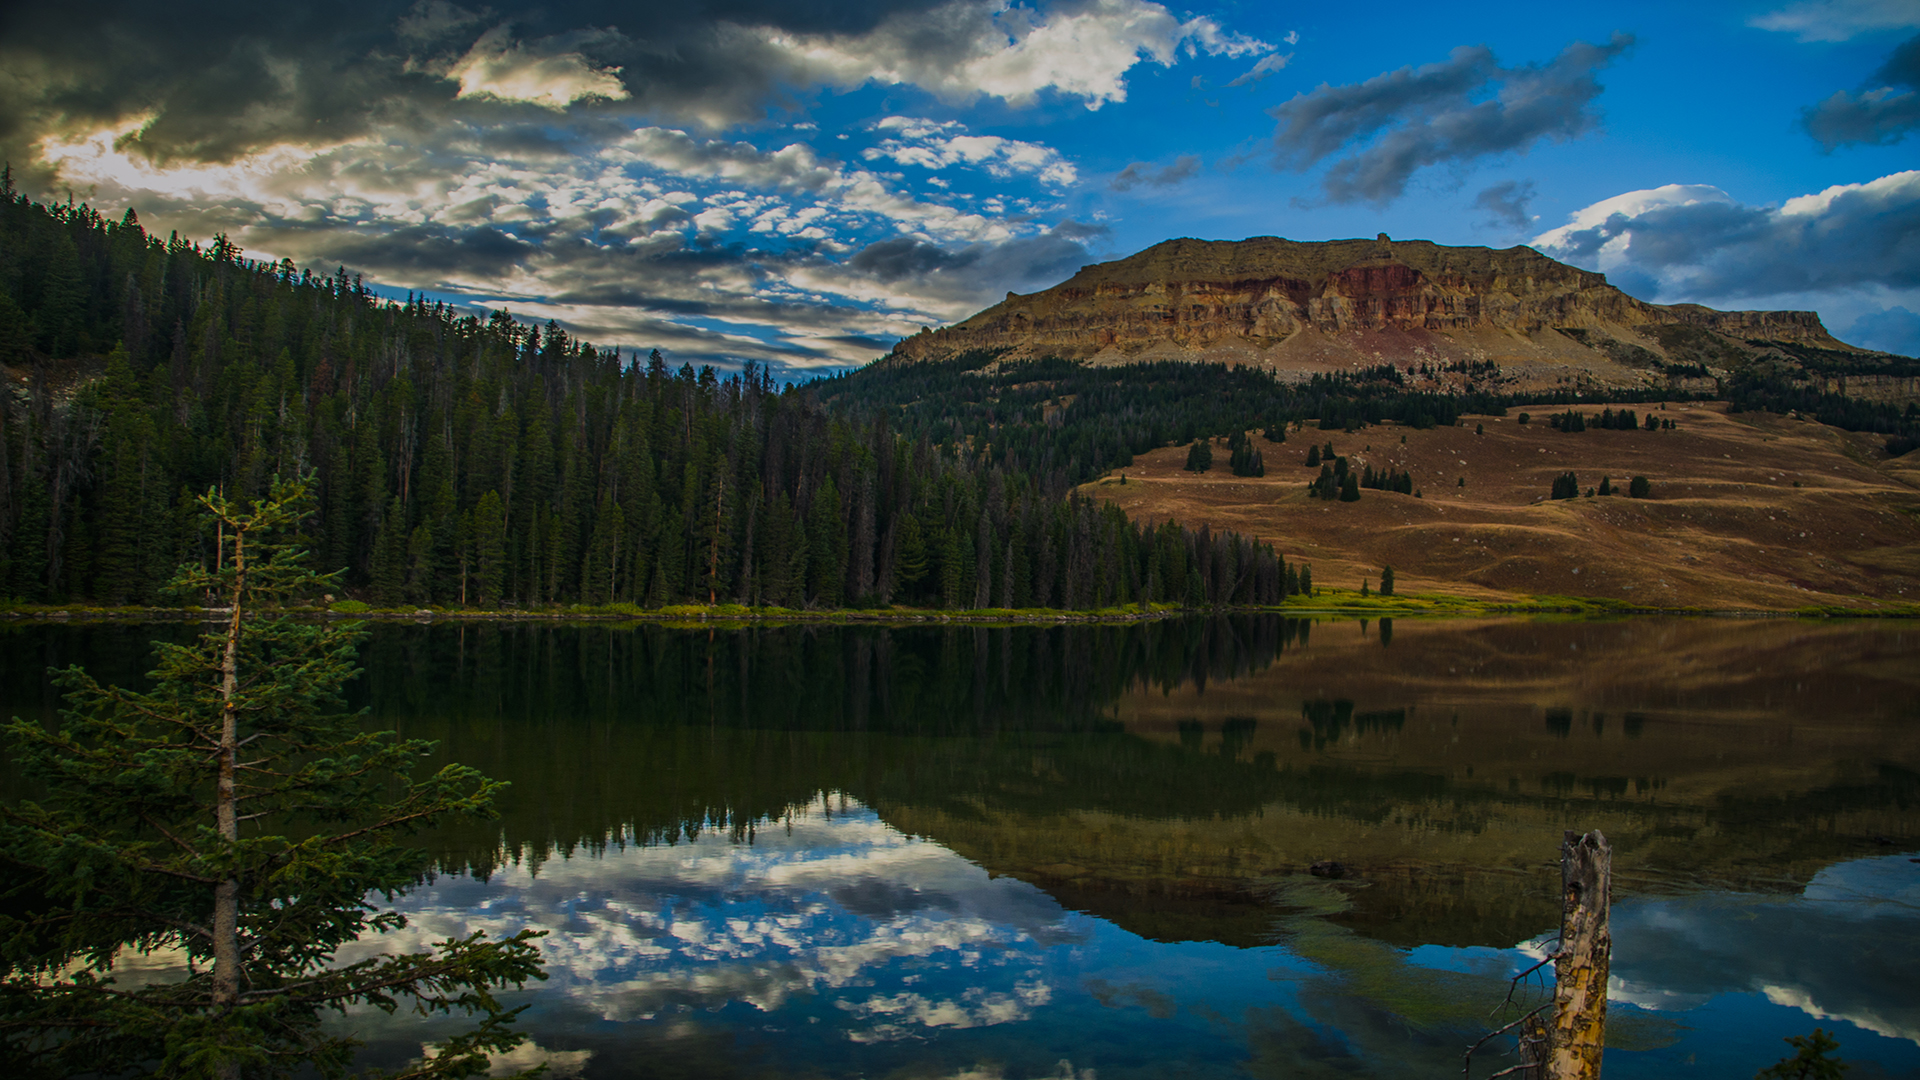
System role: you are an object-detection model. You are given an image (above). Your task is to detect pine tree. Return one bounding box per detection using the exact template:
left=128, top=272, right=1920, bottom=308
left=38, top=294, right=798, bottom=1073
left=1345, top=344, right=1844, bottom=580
left=1339, top=473, right=1360, bottom=502
left=892, top=513, right=929, bottom=598
left=0, top=475, right=543, bottom=1079
left=1629, top=475, right=1651, bottom=498
left=1380, top=565, right=1395, bottom=596
left=369, top=496, right=407, bottom=603
left=1305, top=444, right=1320, bottom=467
left=472, top=490, right=507, bottom=606
left=1184, top=438, right=1213, bottom=472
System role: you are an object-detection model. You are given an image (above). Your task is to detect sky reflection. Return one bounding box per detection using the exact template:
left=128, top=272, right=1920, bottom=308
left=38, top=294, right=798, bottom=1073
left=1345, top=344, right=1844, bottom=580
left=327, top=795, right=1920, bottom=1079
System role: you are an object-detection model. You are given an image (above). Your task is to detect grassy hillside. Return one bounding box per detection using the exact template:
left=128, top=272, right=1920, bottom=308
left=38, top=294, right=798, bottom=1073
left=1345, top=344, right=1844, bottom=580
left=1083, top=402, right=1920, bottom=610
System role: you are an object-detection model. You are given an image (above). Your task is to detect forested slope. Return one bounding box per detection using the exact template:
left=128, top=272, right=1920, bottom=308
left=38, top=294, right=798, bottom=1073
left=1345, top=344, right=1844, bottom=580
left=0, top=188, right=1286, bottom=610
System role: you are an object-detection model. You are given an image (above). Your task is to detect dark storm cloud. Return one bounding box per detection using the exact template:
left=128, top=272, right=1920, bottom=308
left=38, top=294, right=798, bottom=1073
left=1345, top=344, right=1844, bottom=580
left=1535, top=172, right=1920, bottom=302
left=1801, top=31, right=1920, bottom=149
left=841, top=228, right=1103, bottom=307
left=1268, top=34, right=1633, bottom=205
left=1847, top=304, right=1920, bottom=355
left=0, top=0, right=951, bottom=177
left=848, top=237, right=968, bottom=280
left=1472, top=179, right=1534, bottom=230
left=1109, top=155, right=1200, bottom=191
left=296, top=223, right=539, bottom=278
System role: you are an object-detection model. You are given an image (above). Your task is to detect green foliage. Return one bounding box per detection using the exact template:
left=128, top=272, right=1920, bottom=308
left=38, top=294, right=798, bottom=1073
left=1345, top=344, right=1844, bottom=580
left=1184, top=438, right=1213, bottom=473
left=1339, top=474, right=1361, bottom=502
left=1379, top=566, right=1394, bottom=596
left=0, top=477, right=544, bottom=1078
left=1550, top=472, right=1580, bottom=500
left=1729, top=372, right=1920, bottom=451
left=1755, top=1029, right=1849, bottom=1080
left=1629, top=475, right=1651, bottom=499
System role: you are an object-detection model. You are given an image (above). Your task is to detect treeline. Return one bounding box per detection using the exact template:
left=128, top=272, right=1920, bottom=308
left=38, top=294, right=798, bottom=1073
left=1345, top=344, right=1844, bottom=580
left=815, top=352, right=1729, bottom=490
left=0, top=189, right=1299, bottom=610
left=1727, top=374, right=1920, bottom=457
left=814, top=353, right=1516, bottom=489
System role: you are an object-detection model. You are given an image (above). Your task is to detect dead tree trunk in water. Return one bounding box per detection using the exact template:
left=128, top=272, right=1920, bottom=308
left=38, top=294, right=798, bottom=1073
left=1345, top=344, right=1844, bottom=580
left=1547, top=829, right=1611, bottom=1079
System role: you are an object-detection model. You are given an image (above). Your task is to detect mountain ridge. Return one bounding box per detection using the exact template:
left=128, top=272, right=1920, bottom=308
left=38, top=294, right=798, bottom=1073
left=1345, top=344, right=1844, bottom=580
left=886, top=234, right=1888, bottom=392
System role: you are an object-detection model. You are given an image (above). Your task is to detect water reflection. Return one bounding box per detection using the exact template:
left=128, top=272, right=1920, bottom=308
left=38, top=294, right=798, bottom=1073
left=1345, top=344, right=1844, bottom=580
left=3, top=616, right=1917, bottom=1077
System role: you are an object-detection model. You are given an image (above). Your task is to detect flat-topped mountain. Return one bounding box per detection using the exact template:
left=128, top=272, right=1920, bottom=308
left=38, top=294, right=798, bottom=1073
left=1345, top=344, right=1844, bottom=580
left=888, top=235, right=1900, bottom=393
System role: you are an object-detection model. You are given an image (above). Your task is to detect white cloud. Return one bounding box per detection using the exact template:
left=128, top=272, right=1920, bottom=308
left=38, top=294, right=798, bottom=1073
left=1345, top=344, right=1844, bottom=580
left=447, top=26, right=630, bottom=109
left=765, top=0, right=1266, bottom=110
left=865, top=117, right=1078, bottom=187
left=1533, top=172, right=1920, bottom=295
left=1532, top=173, right=1920, bottom=345
left=1530, top=183, right=1735, bottom=270
left=1751, top=0, right=1920, bottom=42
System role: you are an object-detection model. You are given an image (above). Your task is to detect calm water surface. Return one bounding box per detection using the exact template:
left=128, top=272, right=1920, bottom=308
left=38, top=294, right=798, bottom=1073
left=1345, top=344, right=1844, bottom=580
left=3, top=616, right=1917, bottom=1079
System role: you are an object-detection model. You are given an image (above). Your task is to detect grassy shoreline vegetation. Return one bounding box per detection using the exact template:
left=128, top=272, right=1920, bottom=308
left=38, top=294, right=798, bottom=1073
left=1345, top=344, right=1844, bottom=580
left=6, top=590, right=1917, bottom=622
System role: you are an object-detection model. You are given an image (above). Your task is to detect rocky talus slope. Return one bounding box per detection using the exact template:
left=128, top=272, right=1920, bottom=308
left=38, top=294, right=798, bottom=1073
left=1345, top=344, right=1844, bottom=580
left=887, top=235, right=1899, bottom=392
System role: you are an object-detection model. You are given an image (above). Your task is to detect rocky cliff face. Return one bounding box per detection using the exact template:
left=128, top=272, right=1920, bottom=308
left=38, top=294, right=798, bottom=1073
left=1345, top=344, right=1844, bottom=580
left=886, top=235, right=1879, bottom=389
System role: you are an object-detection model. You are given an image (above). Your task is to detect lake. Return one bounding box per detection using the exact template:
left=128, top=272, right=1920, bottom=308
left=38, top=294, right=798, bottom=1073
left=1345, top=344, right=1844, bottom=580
left=4, top=616, right=1918, bottom=1078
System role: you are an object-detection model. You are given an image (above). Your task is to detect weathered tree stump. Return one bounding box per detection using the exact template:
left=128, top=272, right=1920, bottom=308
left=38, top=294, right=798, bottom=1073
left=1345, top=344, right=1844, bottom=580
left=1547, top=829, right=1611, bottom=1080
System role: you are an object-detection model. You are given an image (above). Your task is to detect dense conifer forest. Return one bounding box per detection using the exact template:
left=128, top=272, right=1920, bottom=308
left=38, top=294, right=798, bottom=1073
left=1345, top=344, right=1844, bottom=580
left=7, top=182, right=1911, bottom=610
left=0, top=189, right=1291, bottom=609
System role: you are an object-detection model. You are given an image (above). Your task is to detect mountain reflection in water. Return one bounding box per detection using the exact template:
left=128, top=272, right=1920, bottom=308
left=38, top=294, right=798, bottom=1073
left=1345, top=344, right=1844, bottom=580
left=2, top=616, right=1916, bottom=1078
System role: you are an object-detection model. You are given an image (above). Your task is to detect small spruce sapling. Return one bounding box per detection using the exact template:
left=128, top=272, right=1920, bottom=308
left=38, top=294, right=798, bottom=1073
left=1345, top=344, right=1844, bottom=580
left=0, top=476, right=546, bottom=1080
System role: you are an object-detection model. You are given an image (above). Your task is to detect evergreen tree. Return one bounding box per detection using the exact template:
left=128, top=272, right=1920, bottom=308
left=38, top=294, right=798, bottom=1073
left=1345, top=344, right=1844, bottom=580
left=1339, top=473, right=1360, bottom=502
left=1629, top=475, right=1651, bottom=498
left=0, top=476, right=543, bottom=1078
left=1380, top=565, right=1394, bottom=596
left=1305, top=444, right=1320, bottom=468
left=1184, top=438, right=1213, bottom=472
left=892, top=513, right=928, bottom=598
left=1755, top=1029, right=1848, bottom=1080
left=472, top=491, right=507, bottom=606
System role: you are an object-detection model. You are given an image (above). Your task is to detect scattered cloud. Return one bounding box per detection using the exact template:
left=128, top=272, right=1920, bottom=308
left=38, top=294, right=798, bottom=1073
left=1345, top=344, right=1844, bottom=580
left=1531, top=171, right=1920, bottom=306
left=863, top=117, right=1078, bottom=187
left=1228, top=51, right=1293, bottom=88
left=1110, top=155, right=1200, bottom=191
left=1472, top=179, right=1535, bottom=230
left=1801, top=32, right=1920, bottom=148
left=1269, top=34, right=1634, bottom=205
left=34, top=106, right=1103, bottom=372
left=1751, top=0, right=1920, bottom=42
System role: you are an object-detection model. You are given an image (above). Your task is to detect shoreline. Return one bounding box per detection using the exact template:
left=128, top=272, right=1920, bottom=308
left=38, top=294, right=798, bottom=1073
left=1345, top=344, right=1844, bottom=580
left=4, top=594, right=1916, bottom=624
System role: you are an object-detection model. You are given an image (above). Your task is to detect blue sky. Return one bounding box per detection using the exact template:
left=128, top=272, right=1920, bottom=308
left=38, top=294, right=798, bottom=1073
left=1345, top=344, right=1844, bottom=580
left=7, top=0, right=1918, bottom=372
